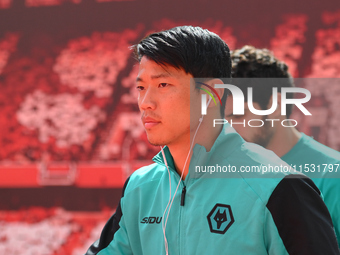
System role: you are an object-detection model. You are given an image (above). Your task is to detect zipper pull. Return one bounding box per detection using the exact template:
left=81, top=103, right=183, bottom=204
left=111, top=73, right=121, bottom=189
left=180, top=186, right=186, bottom=206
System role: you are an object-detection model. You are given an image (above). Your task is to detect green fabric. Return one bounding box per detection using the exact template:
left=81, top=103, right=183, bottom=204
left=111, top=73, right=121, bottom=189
left=99, top=124, right=296, bottom=255
left=282, top=133, right=340, bottom=247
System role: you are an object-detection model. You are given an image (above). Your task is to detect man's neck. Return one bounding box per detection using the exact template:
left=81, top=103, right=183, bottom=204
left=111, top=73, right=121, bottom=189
left=168, top=116, right=223, bottom=180
left=266, top=124, right=301, bottom=158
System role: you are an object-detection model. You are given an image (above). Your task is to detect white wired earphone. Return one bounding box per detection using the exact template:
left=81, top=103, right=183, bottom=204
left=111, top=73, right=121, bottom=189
left=161, top=96, right=212, bottom=255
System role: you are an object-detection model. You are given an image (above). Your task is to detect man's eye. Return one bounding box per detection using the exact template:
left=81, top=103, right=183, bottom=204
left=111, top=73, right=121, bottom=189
left=232, top=115, right=244, bottom=119
left=226, top=115, right=243, bottom=120
left=159, top=83, right=169, bottom=88
left=136, top=86, right=144, bottom=91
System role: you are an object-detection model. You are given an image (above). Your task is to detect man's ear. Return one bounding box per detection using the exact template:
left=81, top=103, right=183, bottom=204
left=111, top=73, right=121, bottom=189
left=205, top=78, right=225, bottom=107
left=268, top=92, right=281, bottom=118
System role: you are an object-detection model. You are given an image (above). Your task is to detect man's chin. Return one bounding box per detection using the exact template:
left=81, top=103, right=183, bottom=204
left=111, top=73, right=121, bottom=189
left=149, top=141, right=165, bottom=147
left=253, top=133, right=272, bottom=148
left=146, top=135, right=167, bottom=147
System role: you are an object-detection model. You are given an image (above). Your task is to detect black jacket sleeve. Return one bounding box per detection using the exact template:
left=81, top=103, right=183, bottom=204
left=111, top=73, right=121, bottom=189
left=85, top=177, right=130, bottom=255
left=267, top=175, right=340, bottom=255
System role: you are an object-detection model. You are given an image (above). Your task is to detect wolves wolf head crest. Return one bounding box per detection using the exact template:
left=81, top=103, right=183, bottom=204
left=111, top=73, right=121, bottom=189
left=214, top=209, right=227, bottom=229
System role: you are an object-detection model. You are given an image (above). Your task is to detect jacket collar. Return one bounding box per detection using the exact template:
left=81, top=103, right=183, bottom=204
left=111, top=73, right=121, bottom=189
left=152, top=123, right=244, bottom=175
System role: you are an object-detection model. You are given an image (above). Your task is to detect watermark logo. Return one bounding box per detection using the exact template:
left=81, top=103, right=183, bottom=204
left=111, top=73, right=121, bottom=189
left=216, top=84, right=311, bottom=116
left=201, top=84, right=311, bottom=116
left=198, top=81, right=222, bottom=115
left=199, top=82, right=312, bottom=128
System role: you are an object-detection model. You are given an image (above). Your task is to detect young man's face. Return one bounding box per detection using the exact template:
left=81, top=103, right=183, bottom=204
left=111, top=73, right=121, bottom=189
left=136, top=56, right=200, bottom=147
left=225, top=97, right=274, bottom=147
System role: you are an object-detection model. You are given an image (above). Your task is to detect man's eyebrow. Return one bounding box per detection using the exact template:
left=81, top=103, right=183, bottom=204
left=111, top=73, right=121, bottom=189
left=136, top=73, right=172, bottom=82
left=136, top=77, right=143, bottom=82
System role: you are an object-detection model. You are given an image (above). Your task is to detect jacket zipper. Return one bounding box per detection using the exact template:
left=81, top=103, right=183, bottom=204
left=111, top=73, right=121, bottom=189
left=180, top=185, right=186, bottom=206
left=179, top=182, right=185, bottom=255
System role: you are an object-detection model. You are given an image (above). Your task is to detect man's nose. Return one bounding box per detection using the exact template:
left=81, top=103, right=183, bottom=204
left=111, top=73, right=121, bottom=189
left=138, top=87, right=157, bottom=111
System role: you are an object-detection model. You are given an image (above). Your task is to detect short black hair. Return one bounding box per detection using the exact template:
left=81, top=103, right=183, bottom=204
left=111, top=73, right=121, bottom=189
left=132, top=26, right=232, bottom=117
left=231, top=45, right=294, bottom=118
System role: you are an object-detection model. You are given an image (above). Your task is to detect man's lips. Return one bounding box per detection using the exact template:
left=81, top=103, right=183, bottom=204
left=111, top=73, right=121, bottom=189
left=142, top=117, right=161, bottom=129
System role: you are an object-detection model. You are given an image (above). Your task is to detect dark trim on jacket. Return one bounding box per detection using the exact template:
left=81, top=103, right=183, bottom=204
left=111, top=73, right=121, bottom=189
left=267, top=175, right=340, bottom=255
left=85, top=177, right=130, bottom=255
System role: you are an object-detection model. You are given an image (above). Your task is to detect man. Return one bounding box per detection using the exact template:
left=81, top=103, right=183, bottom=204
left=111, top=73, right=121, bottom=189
left=227, top=45, right=340, bottom=247
left=85, top=27, right=339, bottom=255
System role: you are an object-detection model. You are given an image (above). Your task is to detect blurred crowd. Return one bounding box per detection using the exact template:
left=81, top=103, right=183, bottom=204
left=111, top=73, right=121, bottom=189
left=0, top=15, right=340, bottom=162
left=0, top=207, right=112, bottom=255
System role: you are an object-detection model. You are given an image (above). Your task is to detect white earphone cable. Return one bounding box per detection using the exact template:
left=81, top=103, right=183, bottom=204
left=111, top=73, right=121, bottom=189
left=161, top=96, right=212, bottom=255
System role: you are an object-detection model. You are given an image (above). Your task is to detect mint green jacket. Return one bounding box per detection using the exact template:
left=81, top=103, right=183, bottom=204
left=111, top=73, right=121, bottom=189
left=282, top=133, right=340, bottom=248
left=86, top=125, right=339, bottom=255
